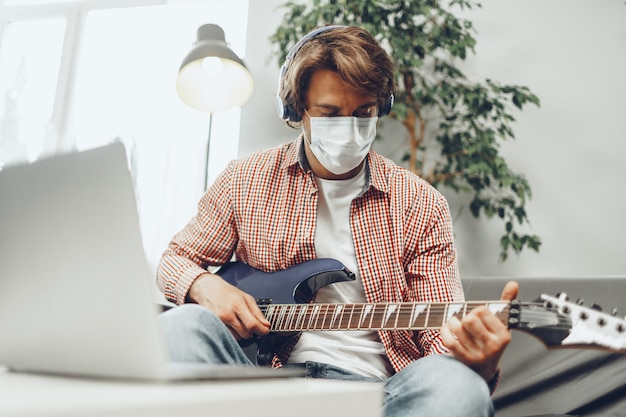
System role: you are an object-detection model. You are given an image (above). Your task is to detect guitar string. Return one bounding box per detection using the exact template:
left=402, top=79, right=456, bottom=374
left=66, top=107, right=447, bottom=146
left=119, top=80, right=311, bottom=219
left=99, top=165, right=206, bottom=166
left=255, top=302, right=605, bottom=331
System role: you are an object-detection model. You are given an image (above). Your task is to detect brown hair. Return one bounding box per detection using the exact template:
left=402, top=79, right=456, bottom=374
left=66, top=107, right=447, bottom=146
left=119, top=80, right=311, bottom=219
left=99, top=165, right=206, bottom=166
left=279, top=26, right=395, bottom=126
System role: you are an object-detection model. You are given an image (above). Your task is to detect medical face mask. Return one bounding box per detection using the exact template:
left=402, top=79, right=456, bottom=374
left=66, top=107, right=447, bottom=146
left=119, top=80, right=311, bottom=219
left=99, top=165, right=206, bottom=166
left=307, top=115, right=378, bottom=175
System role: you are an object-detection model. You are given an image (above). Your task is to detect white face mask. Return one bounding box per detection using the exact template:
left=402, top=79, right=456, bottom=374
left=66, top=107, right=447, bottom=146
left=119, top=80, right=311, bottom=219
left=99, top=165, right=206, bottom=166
left=307, top=115, right=378, bottom=175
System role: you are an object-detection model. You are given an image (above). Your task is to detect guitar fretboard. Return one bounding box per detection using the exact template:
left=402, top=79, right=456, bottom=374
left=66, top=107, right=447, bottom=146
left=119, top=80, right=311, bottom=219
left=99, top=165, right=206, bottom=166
left=260, top=301, right=511, bottom=332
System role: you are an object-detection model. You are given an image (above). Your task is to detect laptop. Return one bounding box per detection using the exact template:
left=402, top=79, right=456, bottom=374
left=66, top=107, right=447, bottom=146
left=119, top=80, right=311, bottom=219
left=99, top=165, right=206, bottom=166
left=0, top=142, right=303, bottom=381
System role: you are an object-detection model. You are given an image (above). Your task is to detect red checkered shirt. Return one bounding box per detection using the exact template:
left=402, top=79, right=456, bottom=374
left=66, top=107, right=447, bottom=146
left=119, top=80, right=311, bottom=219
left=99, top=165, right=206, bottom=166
left=157, top=135, right=464, bottom=373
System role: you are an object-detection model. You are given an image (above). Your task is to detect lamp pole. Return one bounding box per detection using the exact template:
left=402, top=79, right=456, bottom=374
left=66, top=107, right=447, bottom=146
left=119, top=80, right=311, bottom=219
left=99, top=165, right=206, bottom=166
left=176, top=23, right=254, bottom=191
left=204, top=113, right=213, bottom=191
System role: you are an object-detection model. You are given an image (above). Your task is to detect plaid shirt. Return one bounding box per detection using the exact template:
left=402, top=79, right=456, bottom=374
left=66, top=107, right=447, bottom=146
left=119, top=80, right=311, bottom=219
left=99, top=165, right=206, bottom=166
left=157, top=135, right=464, bottom=373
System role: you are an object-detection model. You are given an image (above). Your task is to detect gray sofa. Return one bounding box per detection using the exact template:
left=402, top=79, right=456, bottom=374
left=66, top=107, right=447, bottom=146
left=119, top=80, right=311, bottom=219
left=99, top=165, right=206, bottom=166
left=202, top=272, right=626, bottom=416
left=462, top=275, right=626, bottom=417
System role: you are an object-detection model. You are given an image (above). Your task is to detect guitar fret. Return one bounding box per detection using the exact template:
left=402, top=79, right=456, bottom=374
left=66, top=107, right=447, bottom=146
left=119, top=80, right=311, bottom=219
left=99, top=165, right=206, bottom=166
left=437, top=302, right=452, bottom=326
left=359, top=304, right=372, bottom=329
left=327, top=305, right=335, bottom=329
left=345, top=305, right=354, bottom=330
left=287, top=305, right=297, bottom=330
left=383, top=304, right=398, bottom=329
left=302, top=305, right=311, bottom=329
left=398, top=303, right=413, bottom=329
left=270, top=305, right=281, bottom=330
left=265, top=305, right=276, bottom=330
left=278, top=305, right=290, bottom=330
left=330, top=305, right=343, bottom=329
left=309, top=305, right=321, bottom=330
left=295, top=305, right=307, bottom=330
left=289, top=305, right=296, bottom=330
left=275, top=305, right=287, bottom=331
left=393, top=304, right=401, bottom=329
left=409, top=304, right=427, bottom=328
left=396, top=304, right=407, bottom=328
left=369, top=304, right=378, bottom=329
left=446, top=303, right=465, bottom=323
left=328, top=304, right=337, bottom=329
left=318, top=304, right=329, bottom=330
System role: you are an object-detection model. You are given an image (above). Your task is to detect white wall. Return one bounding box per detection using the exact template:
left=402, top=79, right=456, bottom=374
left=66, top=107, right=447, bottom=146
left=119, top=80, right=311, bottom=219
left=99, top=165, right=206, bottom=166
left=241, top=0, right=626, bottom=278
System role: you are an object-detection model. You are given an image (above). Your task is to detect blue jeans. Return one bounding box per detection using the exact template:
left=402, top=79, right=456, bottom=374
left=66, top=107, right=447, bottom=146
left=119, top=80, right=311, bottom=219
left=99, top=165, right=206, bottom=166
left=159, top=304, right=494, bottom=417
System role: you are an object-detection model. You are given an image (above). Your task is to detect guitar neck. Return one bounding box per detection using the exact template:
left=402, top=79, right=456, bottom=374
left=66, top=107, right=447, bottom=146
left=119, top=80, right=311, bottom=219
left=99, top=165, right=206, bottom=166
left=260, top=301, right=511, bottom=332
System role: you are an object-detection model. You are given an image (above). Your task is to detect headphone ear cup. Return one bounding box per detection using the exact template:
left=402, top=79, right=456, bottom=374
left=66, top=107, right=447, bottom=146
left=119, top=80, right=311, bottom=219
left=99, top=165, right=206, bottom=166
left=275, top=64, right=303, bottom=122
left=275, top=94, right=287, bottom=120
left=286, top=105, right=302, bottom=122
left=275, top=92, right=302, bottom=122
left=379, top=94, right=394, bottom=117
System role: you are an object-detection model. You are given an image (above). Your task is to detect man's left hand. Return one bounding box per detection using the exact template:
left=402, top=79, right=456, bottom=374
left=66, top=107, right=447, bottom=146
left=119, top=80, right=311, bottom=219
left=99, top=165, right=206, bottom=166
left=441, top=281, right=519, bottom=382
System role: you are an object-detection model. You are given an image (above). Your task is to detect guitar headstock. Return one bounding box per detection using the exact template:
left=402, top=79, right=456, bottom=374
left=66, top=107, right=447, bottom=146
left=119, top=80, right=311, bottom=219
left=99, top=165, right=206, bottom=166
left=511, top=293, right=626, bottom=353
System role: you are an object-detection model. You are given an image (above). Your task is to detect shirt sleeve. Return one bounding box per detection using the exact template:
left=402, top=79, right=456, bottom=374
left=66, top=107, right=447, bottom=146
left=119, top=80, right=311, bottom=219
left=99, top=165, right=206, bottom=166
left=156, top=161, right=238, bottom=305
left=404, top=187, right=464, bottom=357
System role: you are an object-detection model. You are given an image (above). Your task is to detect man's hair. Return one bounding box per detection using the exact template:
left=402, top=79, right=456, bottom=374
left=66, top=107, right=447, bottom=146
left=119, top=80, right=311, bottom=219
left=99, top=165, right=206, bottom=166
left=279, top=26, right=395, bottom=126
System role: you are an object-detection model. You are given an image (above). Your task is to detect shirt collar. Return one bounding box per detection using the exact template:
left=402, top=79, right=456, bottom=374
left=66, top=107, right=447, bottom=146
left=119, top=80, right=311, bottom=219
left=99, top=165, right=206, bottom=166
left=289, top=133, right=389, bottom=196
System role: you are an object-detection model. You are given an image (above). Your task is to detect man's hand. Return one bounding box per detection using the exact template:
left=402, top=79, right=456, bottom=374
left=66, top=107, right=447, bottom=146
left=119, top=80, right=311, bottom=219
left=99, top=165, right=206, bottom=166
left=187, top=273, right=271, bottom=340
left=441, top=281, right=519, bottom=382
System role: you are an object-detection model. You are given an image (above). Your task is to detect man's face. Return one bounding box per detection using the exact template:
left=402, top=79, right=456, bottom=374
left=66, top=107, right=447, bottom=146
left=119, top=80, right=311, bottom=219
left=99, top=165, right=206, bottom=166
left=302, top=69, right=378, bottom=180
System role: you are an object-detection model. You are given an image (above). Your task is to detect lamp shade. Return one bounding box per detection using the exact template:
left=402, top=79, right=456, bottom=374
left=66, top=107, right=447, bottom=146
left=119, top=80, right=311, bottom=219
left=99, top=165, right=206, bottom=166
left=176, top=24, right=254, bottom=112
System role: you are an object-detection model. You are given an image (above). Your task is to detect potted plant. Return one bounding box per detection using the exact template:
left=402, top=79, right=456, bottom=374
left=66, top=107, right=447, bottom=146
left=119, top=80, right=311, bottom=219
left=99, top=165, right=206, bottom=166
left=270, top=0, right=541, bottom=261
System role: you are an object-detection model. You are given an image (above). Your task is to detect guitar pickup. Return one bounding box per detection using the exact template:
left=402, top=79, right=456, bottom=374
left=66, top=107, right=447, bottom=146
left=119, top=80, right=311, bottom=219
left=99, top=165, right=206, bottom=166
left=256, top=298, right=273, bottom=305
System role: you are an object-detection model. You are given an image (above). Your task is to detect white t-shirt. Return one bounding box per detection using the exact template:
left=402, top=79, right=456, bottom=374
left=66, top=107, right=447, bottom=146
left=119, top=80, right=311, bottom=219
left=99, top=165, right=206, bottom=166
left=288, top=167, right=393, bottom=378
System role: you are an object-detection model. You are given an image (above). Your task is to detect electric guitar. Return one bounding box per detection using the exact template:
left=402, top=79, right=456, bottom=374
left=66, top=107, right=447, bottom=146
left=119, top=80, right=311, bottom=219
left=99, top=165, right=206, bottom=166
left=217, top=259, right=626, bottom=361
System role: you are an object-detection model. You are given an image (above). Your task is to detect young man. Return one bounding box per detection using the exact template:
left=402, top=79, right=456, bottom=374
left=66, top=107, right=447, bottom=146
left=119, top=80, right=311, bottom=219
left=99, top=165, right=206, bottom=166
left=157, top=25, right=518, bottom=416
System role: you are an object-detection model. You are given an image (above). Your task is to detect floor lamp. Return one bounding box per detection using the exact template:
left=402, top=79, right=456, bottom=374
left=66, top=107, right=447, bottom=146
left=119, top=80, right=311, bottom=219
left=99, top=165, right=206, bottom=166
left=176, top=24, right=254, bottom=190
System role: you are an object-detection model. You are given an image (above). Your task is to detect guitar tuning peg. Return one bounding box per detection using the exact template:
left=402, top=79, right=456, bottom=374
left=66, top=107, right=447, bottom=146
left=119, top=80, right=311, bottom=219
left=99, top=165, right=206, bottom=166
left=557, top=293, right=569, bottom=301
left=610, top=308, right=619, bottom=317
left=591, top=303, right=603, bottom=312
left=576, top=298, right=584, bottom=305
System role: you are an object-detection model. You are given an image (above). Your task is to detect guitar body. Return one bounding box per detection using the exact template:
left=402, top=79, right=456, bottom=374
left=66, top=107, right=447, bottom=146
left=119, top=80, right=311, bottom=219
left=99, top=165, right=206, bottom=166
left=218, top=258, right=355, bottom=304
left=217, top=259, right=355, bottom=364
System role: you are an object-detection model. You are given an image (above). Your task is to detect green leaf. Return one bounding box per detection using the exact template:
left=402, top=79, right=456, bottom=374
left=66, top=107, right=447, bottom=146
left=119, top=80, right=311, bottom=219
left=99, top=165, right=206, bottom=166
left=271, top=0, right=541, bottom=263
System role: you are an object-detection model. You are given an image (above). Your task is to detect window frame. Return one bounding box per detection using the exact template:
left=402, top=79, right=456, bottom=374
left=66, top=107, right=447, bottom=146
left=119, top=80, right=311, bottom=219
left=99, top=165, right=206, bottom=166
left=1, top=0, right=168, bottom=153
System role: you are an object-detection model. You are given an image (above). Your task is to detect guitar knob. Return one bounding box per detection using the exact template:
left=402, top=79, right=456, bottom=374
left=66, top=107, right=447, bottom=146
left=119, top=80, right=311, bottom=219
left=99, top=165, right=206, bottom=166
left=557, top=293, right=569, bottom=301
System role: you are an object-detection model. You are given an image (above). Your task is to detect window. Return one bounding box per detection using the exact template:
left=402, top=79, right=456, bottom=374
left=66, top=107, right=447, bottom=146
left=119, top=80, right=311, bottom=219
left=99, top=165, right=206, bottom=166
left=0, top=0, right=249, bottom=269
left=0, top=18, right=66, bottom=165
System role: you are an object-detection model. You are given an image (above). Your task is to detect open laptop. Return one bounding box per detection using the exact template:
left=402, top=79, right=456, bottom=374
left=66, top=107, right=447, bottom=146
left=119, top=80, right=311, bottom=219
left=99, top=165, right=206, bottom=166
left=0, top=142, right=303, bottom=381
